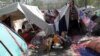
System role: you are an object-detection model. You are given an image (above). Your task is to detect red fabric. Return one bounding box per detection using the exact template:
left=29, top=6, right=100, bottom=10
left=21, top=32, right=31, bottom=45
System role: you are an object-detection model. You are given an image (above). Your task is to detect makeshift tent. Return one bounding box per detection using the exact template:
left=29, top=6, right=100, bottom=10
left=55, top=4, right=79, bottom=33
left=20, top=4, right=51, bottom=35
left=0, top=22, right=28, bottom=56
left=0, top=3, right=51, bottom=35
left=54, top=4, right=70, bottom=32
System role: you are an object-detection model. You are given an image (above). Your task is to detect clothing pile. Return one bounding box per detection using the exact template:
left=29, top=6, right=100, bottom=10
left=71, top=36, right=100, bottom=56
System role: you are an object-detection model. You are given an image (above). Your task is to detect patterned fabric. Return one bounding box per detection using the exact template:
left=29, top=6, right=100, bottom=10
left=71, top=41, right=90, bottom=56
left=79, top=10, right=97, bottom=32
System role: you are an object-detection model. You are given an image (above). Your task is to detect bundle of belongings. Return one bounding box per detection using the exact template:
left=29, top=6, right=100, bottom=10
left=72, top=36, right=100, bottom=56
left=52, top=34, right=63, bottom=49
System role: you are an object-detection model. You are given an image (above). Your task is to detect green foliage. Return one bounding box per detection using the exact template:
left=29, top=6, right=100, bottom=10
left=0, top=0, right=99, bottom=9
left=75, top=0, right=100, bottom=8
left=0, top=0, right=11, bottom=2
left=30, top=0, right=68, bottom=9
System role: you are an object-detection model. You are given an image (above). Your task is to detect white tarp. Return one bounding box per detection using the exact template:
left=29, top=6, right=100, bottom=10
left=20, top=4, right=50, bottom=35
left=58, top=4, right=69, bottom=19
left=0, top=3, right=51, bottom=35
left=0, top=3, right=22, bottom=16
left=21, top=4, right=45, bottom=21
left=54, top=4, right=81, bottom=32
left=54, top=4, right=69, bottom=31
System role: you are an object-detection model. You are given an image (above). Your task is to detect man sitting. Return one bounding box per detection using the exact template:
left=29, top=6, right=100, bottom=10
left=60, top=31, right=72, bottom=48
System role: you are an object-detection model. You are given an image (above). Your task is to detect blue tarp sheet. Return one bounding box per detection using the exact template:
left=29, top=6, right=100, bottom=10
left=79, top=48, right=100, bottom=56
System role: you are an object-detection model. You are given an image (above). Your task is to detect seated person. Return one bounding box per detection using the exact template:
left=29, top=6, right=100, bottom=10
left=60, top=31, right=67, bottom=41
left=60, top=31, right=72, bottom=48
left=20, top=25, right=33, bottom=45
